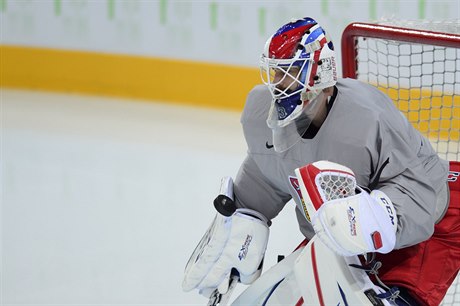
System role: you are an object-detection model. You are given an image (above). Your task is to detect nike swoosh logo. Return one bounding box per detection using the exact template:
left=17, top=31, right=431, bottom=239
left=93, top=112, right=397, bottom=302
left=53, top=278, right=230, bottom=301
left=265, top=141, right=274, bottom=149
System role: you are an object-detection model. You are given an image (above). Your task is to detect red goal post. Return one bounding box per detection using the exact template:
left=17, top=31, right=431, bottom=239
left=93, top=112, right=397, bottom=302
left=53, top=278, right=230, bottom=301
left=341, top=22, right=460, bottom=162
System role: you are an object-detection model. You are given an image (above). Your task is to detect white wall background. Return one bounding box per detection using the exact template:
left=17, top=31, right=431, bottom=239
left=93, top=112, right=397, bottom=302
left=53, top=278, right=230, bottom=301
left=1, top=0, right=459, bottom=68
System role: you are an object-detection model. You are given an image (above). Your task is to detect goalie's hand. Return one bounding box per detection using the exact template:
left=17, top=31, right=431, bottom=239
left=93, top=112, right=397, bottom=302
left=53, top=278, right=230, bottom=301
left=182, top=208, right=269, bottom=297
left=295, top=161, right=398, bottom=257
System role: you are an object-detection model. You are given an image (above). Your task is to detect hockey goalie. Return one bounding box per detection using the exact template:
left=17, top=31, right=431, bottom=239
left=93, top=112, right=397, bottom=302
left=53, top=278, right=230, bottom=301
left=182, top=16, right=460, bottom=306
left=183, top=162, right=405, bottom=305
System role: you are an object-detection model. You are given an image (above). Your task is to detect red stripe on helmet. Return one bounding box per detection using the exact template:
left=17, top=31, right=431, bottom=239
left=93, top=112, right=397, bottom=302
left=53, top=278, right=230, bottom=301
left=269, top=25, right=314, bottom=59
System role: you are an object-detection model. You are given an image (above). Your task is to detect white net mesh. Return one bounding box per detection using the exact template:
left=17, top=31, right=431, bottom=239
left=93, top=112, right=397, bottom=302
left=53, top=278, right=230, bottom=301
left=315, top=171, right=356, bottom=201
left=354, top=33, right=459, bottom=162
left=345, top=20, right=459, bottom=305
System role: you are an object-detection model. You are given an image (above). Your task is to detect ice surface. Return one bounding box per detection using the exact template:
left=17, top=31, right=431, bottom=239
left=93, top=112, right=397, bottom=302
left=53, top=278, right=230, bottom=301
left=1, top=89, right=303, bottom=305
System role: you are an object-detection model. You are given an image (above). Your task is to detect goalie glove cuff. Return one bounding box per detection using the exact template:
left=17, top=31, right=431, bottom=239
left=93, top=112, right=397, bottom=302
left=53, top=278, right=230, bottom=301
left=360, top=188, right=398, bottom=253
left=369, top=189, right=398, bottom=235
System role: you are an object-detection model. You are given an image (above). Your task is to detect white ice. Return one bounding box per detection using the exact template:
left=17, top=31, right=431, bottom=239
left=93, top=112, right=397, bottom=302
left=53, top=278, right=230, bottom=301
left=1, top=89, right=304, bottom=305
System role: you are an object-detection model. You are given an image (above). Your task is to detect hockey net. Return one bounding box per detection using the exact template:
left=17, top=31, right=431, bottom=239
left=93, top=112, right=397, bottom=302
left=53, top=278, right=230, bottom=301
left=341, top=20, right=460, bottom=305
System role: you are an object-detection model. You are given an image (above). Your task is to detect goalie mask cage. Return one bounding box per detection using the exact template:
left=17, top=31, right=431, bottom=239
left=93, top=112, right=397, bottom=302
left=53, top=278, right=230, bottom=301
left=341, top=21, right=459, bottom=305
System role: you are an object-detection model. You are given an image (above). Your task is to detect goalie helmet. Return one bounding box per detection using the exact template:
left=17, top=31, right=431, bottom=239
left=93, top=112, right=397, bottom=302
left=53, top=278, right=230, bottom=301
left=260, top=17, right=337, bottom=152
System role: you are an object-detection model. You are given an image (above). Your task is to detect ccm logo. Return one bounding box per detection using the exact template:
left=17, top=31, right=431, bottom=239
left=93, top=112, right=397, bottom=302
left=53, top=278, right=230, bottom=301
left=448, top=171, right=459, bottom=182
left=380, top=197, right=395, bottom=226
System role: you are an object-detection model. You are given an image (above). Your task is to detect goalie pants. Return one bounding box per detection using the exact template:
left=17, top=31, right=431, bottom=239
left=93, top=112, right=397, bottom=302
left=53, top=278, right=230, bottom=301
left=375, top=161, right=460, bottom=306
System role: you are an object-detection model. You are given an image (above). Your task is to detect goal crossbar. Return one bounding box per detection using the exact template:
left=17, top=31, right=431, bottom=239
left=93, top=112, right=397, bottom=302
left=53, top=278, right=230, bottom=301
left=341, top=22, right=460, bottom=79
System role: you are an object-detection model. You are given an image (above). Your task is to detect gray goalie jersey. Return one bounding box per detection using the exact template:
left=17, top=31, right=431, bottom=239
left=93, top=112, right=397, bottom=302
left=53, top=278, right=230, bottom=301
left=234, top=78, right=449, bottom=249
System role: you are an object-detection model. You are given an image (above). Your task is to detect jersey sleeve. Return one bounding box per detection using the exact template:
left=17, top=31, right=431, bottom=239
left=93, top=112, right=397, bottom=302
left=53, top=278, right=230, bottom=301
left=235, top=85, right=292, bottom=220
left=371, top=114, right=448, bottom=249
left=234, top=154, right=292, bottom=220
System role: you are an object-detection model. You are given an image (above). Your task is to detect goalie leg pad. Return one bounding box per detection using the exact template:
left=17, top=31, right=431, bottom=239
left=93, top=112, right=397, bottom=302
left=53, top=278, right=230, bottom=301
left=182, top=208, right=269, bottom=294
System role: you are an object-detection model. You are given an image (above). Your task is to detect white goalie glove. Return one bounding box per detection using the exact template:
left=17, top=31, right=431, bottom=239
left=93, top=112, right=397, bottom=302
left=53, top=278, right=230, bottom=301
left=182, top=208, right=269, bottom=296
left=182, top=178, right=269, bottom=297
left=295, top=161, right=398, bottom=256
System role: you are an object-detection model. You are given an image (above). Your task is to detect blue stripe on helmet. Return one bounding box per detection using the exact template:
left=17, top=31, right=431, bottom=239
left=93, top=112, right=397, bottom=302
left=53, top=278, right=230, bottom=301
left=305, top=26, right=325, bottom=44
left=298, top=60, right=309, bottom=85
left=273, top=18, right=317, bottom=37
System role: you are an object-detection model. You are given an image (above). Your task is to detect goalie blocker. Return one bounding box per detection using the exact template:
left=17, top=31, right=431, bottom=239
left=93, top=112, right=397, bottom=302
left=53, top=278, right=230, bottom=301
left=182, top=177, right=269, bottom=298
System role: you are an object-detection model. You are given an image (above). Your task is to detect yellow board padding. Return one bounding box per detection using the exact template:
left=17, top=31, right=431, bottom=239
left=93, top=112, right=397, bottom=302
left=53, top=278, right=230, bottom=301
left=379, top=86, right=459, bottom=141
left=0, top=45, right=261, bottom=111
left=1, top=45, right=458, bottom=140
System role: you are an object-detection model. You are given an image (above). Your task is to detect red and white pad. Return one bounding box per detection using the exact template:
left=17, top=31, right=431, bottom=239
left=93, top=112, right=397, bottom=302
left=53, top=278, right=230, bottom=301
left=295, top=161, right=397, bottom=256
left=232, top=237, right=393, bottom=305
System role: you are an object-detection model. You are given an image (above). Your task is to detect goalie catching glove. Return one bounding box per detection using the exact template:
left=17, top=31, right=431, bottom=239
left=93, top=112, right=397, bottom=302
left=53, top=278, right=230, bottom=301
left=295, top=161, right=398, bottom=256
left=182, top=205, right=269, bottom=297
